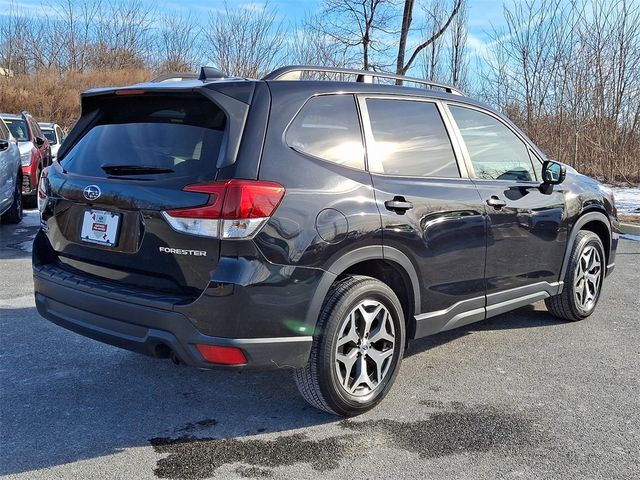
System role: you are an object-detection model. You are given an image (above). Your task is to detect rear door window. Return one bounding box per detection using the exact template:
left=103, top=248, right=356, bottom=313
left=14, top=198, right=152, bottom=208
left=286, top=94, right=365, bottom=170
left=42, top=129, right=57, bottom=144
left=61, top=94, right=226, bottom=180
left=365, top=99, right=460, bottom=178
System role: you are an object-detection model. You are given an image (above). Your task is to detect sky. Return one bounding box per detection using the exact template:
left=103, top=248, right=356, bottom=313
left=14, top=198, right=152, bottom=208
left=0, top=0, right=515, bottom=88
left=0, top=0, right=509, bottom=59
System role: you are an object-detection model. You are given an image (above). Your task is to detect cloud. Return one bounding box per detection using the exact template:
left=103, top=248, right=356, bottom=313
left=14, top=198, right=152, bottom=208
left=239, top=2, right=266, bottom=12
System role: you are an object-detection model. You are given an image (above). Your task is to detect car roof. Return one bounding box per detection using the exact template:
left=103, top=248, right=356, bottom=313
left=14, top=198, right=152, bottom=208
left=0, top=113, right=23, bottom=120
left=38, top=122, right=57, bottom=129
left=81, top=77, right=492, bottom=110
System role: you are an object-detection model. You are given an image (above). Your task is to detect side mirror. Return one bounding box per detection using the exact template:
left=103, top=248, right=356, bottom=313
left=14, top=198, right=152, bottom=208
left=0, top=139, right=8, bottom=151
left=542, top=160, right=566, bottom=185
left=35, top=136, right=46, bottom=147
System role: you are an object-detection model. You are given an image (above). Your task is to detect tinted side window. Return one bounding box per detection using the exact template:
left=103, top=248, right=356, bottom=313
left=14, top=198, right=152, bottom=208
left=29, top=119, right=42, bottom=137
left=366, top=99, right=459, bottom=177
left=449, top=106, right=536, bottom=181
left=286, top=95, right=364, bottom=170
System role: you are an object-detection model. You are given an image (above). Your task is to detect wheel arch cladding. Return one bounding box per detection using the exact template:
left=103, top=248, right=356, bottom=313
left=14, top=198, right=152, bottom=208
left=560, top=211, right=611, bottom=284
left=303, top=246, right=420, bottom=337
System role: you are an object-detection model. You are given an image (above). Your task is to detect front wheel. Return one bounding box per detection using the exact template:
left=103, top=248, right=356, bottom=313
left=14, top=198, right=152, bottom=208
left=294, top=275, right=405, bottom=416
left=545, top=230, right=605, bottom=321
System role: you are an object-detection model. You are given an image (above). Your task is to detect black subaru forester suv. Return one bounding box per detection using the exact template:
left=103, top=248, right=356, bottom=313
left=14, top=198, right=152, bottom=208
left=34, top=66, right=619, bottom=416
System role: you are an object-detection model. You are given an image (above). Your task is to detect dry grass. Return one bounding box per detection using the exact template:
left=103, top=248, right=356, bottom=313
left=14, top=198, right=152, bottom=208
left=619, top=214, right=640, bottom=226
left=0, top=69, right=152, bottom=129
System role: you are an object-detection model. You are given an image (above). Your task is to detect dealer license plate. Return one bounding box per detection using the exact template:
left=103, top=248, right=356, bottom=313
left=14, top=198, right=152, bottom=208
left=80, top=209, right=120, bottom=247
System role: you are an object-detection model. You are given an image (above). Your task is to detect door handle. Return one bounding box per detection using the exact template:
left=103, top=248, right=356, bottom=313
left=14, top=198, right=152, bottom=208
left=486, top=195, right=507, bottom=209
left=385, top=197, right=413, bottom=214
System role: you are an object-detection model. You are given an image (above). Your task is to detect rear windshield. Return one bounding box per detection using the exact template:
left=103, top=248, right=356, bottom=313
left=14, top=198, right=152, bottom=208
left=61, top=94, right=226, bottom=179
left=5, top=119, right=29, bottom=142
left=42, top=129, right=57, bottom=144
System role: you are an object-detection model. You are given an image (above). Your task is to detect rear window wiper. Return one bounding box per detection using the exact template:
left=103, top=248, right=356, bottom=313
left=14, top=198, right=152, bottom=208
left=101, top=164, right=174, bottom=175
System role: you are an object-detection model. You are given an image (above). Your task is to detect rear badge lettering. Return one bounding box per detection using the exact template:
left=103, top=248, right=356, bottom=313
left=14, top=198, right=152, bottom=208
left=159, top=246, right=207, bottom=257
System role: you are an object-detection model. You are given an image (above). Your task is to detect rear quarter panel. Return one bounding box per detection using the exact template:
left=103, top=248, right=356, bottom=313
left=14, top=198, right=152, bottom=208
left=254, top=83, right=382, bottom=271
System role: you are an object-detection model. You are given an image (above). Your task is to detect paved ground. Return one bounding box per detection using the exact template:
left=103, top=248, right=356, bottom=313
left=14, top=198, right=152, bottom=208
left=1, top=211, right=639, bottom=480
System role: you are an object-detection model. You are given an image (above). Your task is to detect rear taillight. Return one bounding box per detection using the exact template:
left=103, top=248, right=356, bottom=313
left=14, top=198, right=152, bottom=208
left=162, top=180, right=285, bottom=239
left=37, top=168, right=49, bottom=213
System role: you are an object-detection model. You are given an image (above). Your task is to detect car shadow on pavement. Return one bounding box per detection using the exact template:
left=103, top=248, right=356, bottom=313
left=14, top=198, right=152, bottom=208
left=0, top=210, right=40, bottom=261
left=406, top=304, right=565, bottom=358
left=1, top=304, right=563, bottom=476
left=0, top=307, right=335, bottom=476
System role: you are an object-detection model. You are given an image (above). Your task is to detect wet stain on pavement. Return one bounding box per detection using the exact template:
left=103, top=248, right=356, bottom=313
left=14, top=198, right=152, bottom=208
left=235, top=465, right=273, bottom=478
left=341, top=403, right=539, bottom=459
left=150, top=403, right=541, bottom=479
left=149, top=432, right=352, bottom=479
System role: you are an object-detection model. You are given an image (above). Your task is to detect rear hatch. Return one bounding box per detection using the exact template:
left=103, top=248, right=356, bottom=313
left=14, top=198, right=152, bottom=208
left=40, top=89, right=248, bottom=300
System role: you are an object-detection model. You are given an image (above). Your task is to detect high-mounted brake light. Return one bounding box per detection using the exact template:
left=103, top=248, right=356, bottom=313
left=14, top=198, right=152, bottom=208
left=162, top=180, right=285, bottom=239
left=115, top=89, right=145, bottom=96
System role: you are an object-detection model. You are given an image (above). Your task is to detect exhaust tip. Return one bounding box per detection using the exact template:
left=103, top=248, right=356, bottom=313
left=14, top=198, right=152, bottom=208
left=170, top=350, right=183, bottom=365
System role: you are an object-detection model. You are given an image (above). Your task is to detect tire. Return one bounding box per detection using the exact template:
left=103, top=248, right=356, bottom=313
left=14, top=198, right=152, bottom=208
left=545, top=230, right=605, bottom=321
left=23, top=194, right=37, bottom=209
left=1, top=173, right=23, bottom=224
left=294, top=275, right=405, bottom=416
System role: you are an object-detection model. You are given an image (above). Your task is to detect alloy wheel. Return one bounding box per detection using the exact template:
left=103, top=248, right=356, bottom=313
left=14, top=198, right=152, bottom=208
left=334, top=299, right=396, bottom=397
left=574, top=245, right=602, bottom=311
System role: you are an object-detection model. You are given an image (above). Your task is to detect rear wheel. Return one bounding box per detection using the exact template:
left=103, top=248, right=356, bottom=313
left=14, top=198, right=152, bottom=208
left=545, top=230, right=605, bottom=321
left=1, top=173, right=23, bottom=224
left=294, top=275, right=405, bottom=416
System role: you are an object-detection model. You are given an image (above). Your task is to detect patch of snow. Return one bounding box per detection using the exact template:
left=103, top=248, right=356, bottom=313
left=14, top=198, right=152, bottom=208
left=16, top=239, right=33, bottom=252
left=609, top=186, right=640, bottom=216
left=21, top=209, right=41, bottom=227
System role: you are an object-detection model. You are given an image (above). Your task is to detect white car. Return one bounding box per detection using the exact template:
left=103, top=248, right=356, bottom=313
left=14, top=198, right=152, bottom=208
left=0, top=117, right=23, bottom=223
left=39, top=122, right=65, bottom=160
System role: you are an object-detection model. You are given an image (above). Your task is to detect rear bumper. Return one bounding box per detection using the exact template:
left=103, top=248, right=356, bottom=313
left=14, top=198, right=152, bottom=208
left=33, top=269, right=313, bottom=369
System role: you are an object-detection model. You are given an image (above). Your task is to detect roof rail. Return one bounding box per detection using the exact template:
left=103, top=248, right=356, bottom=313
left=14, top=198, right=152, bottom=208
left=261, top=65, right=464, bottom=96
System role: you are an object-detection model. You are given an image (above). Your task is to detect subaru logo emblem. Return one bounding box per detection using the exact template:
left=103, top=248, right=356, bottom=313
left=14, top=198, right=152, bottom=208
left=83, top=185, right=101, bottom=201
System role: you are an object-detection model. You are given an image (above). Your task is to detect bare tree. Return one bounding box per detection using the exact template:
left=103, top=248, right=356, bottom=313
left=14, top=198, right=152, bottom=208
left=396, top=0, right=461, bottom=76
left=204, top=1, right=284, bottom=78
left=0, top=2, right=33, bottom=74
left=480, top=0, right=640, bottom=182
left=288, top=15, right=356, bottom=70
left=316, top=0, right=398, bottom=71
left=448, top=0, right=468, bottom=88
left=154, top=13, right=202, bottom=73
left=419, top=0, right=445, bottom=81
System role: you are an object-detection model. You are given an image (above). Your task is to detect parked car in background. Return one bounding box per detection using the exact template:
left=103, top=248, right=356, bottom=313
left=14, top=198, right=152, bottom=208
left=39, top=122, right=65, bottom=160
left=1, top=112, right=52, bottom=207
left=0, top=117, right=23, bottom=223
left=34, top=65, right=619, bottom=416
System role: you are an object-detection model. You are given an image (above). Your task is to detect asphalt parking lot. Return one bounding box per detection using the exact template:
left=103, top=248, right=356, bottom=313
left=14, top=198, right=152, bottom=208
left=1, top=211, right=639, bottom=480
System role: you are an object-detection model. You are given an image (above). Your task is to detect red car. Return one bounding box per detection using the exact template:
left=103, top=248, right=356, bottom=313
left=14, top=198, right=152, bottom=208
left=1, top=112, right=52, bottom=207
